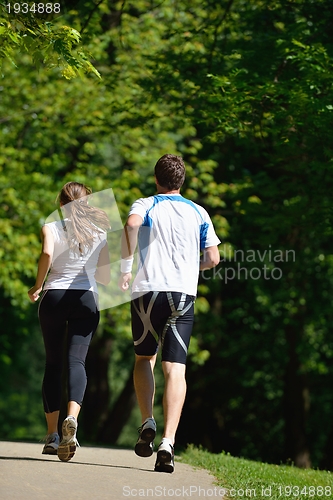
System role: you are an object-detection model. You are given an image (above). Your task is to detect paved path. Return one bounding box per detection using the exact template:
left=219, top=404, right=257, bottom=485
left=0, top=441, right=219, bottom=499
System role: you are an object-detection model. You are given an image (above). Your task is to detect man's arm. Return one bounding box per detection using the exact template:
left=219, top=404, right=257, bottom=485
left=121, top=214, right=143, bottom=257
left=119, top=213, right=143, bottom=291
left=200, top=245, right=220, bottom=270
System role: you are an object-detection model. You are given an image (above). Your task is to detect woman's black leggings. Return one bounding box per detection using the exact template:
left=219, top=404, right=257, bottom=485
left=38, top=289, right=99, bottom=413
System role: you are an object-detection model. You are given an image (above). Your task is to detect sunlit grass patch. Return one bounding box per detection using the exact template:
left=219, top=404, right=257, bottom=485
left=180, top=445, right=333, bottom=500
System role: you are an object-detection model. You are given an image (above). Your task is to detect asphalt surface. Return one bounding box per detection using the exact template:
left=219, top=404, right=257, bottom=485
left=0, top=441, right=220, bottom=499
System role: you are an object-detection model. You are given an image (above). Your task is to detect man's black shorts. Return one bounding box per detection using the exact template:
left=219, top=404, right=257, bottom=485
left=131, top=291, right=195, bottom=364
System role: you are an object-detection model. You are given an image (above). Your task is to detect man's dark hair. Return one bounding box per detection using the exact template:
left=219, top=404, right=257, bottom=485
left=154, top=154, right=186, bottom=190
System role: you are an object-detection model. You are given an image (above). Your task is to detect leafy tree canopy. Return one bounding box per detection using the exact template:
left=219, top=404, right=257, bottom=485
left=0, top=0, right=101, bottom=78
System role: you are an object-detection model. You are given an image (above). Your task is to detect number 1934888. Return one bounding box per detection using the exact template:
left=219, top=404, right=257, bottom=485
left=6, top=3, right=61, bottom=14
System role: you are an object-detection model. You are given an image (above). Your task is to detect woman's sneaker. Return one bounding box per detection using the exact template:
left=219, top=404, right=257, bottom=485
left=154, top=440, right=174, bottom=473
left=42, top=432, right=60, bottom=455
left=134, top=418, right=156, bottom=457
left=57, top=416, right=79, bottom=462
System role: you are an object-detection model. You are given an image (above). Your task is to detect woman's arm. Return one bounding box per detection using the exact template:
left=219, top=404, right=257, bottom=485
left=95, top=242, right=111, bottom=285
left=28, top=225, right=54, bottom=302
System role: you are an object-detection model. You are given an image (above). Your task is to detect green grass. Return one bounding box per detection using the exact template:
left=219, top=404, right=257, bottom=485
left=180, top=445, right=333, bottom=500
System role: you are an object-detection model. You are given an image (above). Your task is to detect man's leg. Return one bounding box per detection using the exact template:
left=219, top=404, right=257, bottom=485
left=133, top=353, right=157, bottom=422
left=133, top=353, right=157, bottom=457
left=155, top=292, right=194, bottom=472
left=161, top=361, right=186, bottom=445
left=154, top=360, right=186, bottom=473
left=131, top=293, right=161, bottom=457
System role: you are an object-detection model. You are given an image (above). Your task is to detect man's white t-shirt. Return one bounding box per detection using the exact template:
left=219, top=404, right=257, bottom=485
left=128, top=194, right=220, bottom=297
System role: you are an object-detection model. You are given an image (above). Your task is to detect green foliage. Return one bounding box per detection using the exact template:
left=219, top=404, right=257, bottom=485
left=1, top=0, right=333, bottom=471
left=181, top=445, right=333, bottom=500
left=0, top=290, right=45, bottom=439
left=0, top=1, right=100, bottom=78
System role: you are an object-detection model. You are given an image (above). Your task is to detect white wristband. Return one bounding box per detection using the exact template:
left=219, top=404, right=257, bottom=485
left=121, top=257, right=134, bottom=273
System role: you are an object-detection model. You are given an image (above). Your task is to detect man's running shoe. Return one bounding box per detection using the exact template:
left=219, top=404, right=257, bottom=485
left=134, top=417, right=156, bottom=457
left=154, top=440, right=174, bottom=473
left=57, top=416, right=79, bottom=462
left=42, top=432, right=60, bottom=455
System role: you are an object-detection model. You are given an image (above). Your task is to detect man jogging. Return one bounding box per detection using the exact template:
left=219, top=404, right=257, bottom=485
left=119, top=154, right=220, bottom=473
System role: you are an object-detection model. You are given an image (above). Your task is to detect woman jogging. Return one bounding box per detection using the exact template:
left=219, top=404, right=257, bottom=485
left=28, top=182, right=110, bottom=462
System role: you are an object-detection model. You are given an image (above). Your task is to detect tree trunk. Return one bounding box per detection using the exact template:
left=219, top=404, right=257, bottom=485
left=81, top=330, right=114, bottom=441
left=284, top=323, right=311, bottom=468
left=97, top=366, right=136, bottom=443
left=320, top=423, right=333, bottom=471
